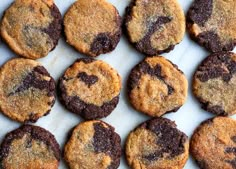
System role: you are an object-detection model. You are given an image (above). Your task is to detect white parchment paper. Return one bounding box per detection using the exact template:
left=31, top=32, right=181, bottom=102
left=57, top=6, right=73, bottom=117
left=0, top=0, right=235, bottom=168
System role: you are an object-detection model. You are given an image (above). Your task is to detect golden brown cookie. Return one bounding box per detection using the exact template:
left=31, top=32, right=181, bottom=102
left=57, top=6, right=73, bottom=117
left=127, top=56, right=188, bottom=117
left=0, top=58, right=56, bottom=123
left=0, top=0, right=62, bottom=59
left=124, top=0, right=185, bottom=55
left=58, top=58, right=122, bottom=120
left=191, top=117, right=236, bottom=169
left=187, top=0, right=236, bottom=52
left=64, top=0, right=121, bottom=57
left=0, top=125, right=60, bottom=169
left=125, top=117, right=189, bottom=169
left=64, top=120, right=121, bottom=169
left=193, top=52, right=236, bottom=116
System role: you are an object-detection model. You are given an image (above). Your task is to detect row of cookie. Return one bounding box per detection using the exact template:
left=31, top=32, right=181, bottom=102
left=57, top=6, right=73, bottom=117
left=1, top=0, right=235, bottom=60
left=1, top=51, right=234, bottom=123
left=1, top=116, right=234, bottom=169
left=127, top=116, right=236, bottom=169
left=0, top=55, right=189, bottom=123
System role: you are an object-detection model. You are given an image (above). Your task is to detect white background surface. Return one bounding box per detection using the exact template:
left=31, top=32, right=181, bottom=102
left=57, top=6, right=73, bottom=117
left=0, top=0, right=235, bottom=169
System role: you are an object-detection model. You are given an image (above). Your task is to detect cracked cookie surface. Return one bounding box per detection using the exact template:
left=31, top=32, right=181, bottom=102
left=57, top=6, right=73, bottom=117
left=187, top=0, right=236, bottom=52
left=64, top=0, right=121, bottom=57
left=64, top=120, right=121, bottom=169
left=124, top=0, right=185, bottom=55
left=0, top=0, right=62, bottom=59
left=191, top=117, right=236, bottom=169
left=0, top=58, right=56, bottom=123
left=58, top=58, right=121, bottom=120
left=125, top=117, right=189, bottom=169
left=193, top=52, right=236, bottom=116
left=0, top=125, right=60, bottom=169
left=127, top=56, right=188, bottom=117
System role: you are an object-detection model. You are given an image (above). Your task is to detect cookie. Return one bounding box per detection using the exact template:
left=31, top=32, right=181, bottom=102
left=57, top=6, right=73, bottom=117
left=125, top=117, right=189, bottom=169
left=124, top=0, right=185, bottom=55
left=191, top=117, right=236, bottom=169
left=64, top=0, right=121, bottom=57
left=187, top=0, right=236, bottom=53
left=0, top=124, right=60, bottom=169
left=193, top=52, right=236, bottom=116
left=58, top=58, right=121, bottom=120
left=0, top=0, right=62, bottom=59
left=0, top=58, right=56, bottom=123
left=64, top=120, right=121, bottom=169
left=127, top=56, right=188, bottom=117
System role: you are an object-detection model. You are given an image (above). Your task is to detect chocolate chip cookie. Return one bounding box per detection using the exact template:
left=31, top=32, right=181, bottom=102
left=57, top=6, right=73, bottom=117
left=0, top=0, right=62, bottom=59
left=191, top=117, right=236, bottom=169
left=64, top=0, right=121, bottom=57
left=193, top=52, right=236, bottom=116
left=0, top=58, right=56, bottom=123
left=127, top=56, right=188, bottom=117
left=0, top=125, right=60, bottom=169
left=187, top=0, right=236, bottom=52
left=58, top=58, right=121, bottom=120
left=126, top=117, right=189, bottom=169
left=124, top=0, right=185, bottom=55
left=64, top=120, right=121, bottom=169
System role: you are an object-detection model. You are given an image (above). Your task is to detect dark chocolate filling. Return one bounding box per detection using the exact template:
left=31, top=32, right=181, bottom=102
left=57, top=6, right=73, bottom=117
left=43, top=4, right=62, bottom=49
left=9, top=66, right=55, bottom=97
left=196, top=52, right=236, bottom=82
left=135, top=16, right=173, bottom=56
left=93, top=122, right=121, bottom=169
left=22, top=4, right=62, bottom=51
left=140, top=118, right=188, bottom=161
left=187, top=0, right=236, bottom=53
left=196, top=31, right=235, bottom=53
left=225, top=136, right=236, bottom=168
left=187, top=0, right=213, bottom=26
left=89, top=9, right=122, bottom=57
left=0, top=125, right=60, bottom=166
left=90, top=31, right=121, bottom=56
left=77, top=72, right=98, bottom=87
left=128, top=60, right=175, bottom=95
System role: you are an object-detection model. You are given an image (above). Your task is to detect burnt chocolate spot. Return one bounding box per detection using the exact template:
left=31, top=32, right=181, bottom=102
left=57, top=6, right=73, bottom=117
left=187, top=0, right=213, bottom=26
left=135, top=16, right=173, bottom=55
left=58, top=78, right=119, bottom=120
left=9, top=66, right=55, bottom=97
left=0, top=125, right=60, bottom=165
left=196, top=52, right=236, bottom=82
left=92, top=122, right=121, bottom=169
left=128, top=61, right=174, bottom=96
left=141, top=118, right=187, bottom=161
left=77, top=72, right=98, bottom=87
left=43, top=4, right=62, bottom=50
left=90, top=31, right=121, bottom=56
